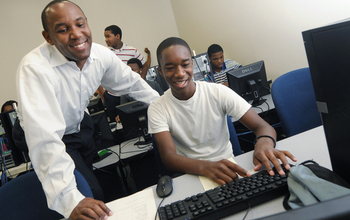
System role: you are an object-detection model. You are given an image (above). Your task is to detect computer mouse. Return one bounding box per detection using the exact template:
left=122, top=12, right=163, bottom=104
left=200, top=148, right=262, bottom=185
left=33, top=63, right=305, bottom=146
left=156, top=175, right=173, bottom=198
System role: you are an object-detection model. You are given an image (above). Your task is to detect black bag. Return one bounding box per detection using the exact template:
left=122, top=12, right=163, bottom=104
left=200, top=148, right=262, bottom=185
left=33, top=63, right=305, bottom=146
left=283, top=160, right=350, bottom=210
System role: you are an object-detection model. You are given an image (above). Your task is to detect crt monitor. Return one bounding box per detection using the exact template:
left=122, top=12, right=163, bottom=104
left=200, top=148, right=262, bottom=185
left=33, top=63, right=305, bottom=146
left=192, top=52, right=214, bottom=82
left=0, top=110, right=26, bottom=166
left=302, top=19, right=350, bottom=184
left=116, top=100, right=152, bottom=145
left=227, top=60, right=270, bottom=106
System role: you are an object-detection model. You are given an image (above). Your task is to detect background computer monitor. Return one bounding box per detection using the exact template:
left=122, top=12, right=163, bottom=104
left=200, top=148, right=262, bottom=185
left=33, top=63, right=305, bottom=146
left=88, top=97, right=105, bottom=114
left=227, top=60, right=270, bottom=106
left=302, top=19, right=350, bottom=185
left=146, top=66, right=169, bottom=92
left=192, top=52, right=213, bottom=82
left=116, top=101, right=152, bottom=145
left=90, top=110, right=115, bottom=153
left=0, top=110, right=26, bottom=166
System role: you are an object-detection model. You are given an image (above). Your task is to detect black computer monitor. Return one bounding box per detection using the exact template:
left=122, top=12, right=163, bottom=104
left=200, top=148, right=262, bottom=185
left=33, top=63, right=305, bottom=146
left=227, top=60, right=270, bottom=106
left=116, top=101, right=152, bottom=146
left=192, top=52, right=214, bottom=82
left=0, top=110, right=25, bottom=166
left=90, top=110, right=114, bottom=152
left=87, top=97, right=105, bottom=114
left=302, top=19, right=350, bottom=185
left=259, top=193, right=350, bottom=220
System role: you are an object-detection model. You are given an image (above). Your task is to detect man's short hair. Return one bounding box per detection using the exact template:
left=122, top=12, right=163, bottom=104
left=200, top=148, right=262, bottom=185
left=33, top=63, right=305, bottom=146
left=207, top=44, right=223, bottom=58
left=41, top=0, right=85, bottom=32
left=105, top=25, right=122, bottom=39
left=127, top=58, right=143, bottom=69
left=156, top=37, right=191, bottom=67
left=1, top=100, right=18, bottom=113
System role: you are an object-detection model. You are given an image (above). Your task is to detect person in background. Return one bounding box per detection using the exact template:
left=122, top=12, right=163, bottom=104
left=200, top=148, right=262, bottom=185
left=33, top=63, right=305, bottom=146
left=13, top=1, right=159, bottom=219
left=207, top=44, right=242, bottom=86
left=148, top=37, right=297, bottom=186
left=1, top=100, right=18, bottom=113
left=121, top=58, right=163, bottom=104
left=102, top=25, right=149, bottom=122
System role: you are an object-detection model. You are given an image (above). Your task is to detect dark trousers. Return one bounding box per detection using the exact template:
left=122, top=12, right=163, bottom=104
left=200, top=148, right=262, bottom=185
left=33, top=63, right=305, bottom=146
left=13, top=112, right=104, bottom=201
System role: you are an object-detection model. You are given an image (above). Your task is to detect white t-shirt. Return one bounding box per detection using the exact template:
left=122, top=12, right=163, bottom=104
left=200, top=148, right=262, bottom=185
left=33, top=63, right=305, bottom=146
left=148, top=81, right=251, bottom=161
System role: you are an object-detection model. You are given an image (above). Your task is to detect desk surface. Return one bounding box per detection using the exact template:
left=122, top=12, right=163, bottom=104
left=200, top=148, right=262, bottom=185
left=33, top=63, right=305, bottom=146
left=232, top=94, right=274, bottom=123
left=141, top=126, right=330, bottom=219
left=93, top=137, right=153, bottom=169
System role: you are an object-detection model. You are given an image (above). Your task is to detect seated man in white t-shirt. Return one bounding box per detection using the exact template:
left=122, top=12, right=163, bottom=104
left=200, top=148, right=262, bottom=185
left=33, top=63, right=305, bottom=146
left=148, top=37, right=297, bottom=185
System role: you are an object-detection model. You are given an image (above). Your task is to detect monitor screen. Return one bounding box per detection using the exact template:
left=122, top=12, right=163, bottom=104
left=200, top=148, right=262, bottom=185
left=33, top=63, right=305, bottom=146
left=192, top=52, right=213, bottom=82
left=227, top=60, right=270, bottom=106
left=116, top=101, right=152, bottom=145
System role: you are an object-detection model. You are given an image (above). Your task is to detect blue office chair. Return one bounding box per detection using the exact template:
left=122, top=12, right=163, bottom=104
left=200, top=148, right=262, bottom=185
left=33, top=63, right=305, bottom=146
left=153, top=115, right=242, bottom=176
left=0, top=169, right=93, bottom=220
left=271, top=67, right=322, bottom=137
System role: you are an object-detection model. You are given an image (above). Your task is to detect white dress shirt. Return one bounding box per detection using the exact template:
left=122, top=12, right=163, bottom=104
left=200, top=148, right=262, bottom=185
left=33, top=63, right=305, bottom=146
left=16, top=41, right=159, bottom=218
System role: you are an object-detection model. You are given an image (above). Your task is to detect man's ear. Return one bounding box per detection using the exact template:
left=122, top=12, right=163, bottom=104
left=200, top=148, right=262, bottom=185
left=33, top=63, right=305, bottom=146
left=157, top=66, right=164, bottom=77
left=42, top=30, right=54, bottom=45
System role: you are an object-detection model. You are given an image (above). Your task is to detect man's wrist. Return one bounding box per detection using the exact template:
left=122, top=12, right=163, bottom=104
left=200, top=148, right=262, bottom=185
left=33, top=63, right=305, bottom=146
left=254, top=135, right=276, bottom=148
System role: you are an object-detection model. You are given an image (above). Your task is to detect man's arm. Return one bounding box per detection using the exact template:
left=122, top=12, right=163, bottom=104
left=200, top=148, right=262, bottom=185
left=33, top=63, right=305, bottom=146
left=154, top=131, right=250, bottom=186
left=100, top=47, right=158, bottom=104
left=140, top=48, right=151, bottom=79
left=238, top=109, right=297, bottom=175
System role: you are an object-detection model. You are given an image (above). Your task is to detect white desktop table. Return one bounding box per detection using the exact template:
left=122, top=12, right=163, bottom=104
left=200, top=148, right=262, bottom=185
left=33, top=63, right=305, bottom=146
left=232, top=94, right=274, bottom=123
left=93, top=137, right=153, bottom=169
left=113, top=126, right=330, bottom=220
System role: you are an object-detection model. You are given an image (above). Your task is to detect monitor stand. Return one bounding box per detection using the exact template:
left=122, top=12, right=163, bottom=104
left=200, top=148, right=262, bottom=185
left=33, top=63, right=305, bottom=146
left=248, top=79, right=266, bottom=107
left=251, top=97, right=266, bottom=107
left=134, top=134, right=152, bottom=146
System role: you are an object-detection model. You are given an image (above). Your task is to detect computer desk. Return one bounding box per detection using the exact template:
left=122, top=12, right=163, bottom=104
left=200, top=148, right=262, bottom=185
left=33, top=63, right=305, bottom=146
left=232, top=94, right=274, bottom=123
left=93, top=137, right=153, bottom=170
left=111, top=126, right=330, bottom=220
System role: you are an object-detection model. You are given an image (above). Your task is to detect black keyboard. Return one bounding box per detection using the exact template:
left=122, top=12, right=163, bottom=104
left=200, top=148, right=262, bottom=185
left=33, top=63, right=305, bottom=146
left=158, top=166, right=289, bottom=220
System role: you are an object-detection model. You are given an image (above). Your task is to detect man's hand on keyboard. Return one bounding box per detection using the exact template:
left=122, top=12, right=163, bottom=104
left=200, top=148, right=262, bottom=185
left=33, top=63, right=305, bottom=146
left=253, top=145, right=297, bottom=176
left=200, top=159, right=251, bottom=186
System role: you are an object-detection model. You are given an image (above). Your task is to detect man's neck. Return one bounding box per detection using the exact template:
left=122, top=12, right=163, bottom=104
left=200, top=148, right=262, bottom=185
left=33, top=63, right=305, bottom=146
left=212, top=66, right=222, bottom=73
left=113, top=41, right=123, bottom=50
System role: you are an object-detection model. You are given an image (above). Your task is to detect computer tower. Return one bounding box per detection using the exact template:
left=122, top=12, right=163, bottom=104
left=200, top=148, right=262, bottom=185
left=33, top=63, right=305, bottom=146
left=302, top=19, right=350, bottom=184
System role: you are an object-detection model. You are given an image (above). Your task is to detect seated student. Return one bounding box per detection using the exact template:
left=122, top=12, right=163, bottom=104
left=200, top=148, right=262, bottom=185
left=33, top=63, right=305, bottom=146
left=148, top=37, right=297, bottom=185
left=1, top=100, right=18, bottom=113
left=128, top=58, right=163, bottom=95
left=207, top=44, right=242, bottom=86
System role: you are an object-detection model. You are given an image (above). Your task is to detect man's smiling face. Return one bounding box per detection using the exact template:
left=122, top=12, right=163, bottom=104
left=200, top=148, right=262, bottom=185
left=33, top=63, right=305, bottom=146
left=42, top=1, right=92, bottom=69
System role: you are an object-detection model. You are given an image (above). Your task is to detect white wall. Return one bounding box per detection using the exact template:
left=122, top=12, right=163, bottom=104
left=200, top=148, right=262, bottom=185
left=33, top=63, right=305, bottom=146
left=2, top=0, right=350, bottom=106
left=170, top=0, right=350, bottom=83
left=0, top=0, right=179, bottom=106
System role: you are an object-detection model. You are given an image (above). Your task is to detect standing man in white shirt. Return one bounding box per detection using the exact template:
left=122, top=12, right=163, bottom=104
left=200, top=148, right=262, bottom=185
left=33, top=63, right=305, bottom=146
left=13, top=0, right=159, bottom=219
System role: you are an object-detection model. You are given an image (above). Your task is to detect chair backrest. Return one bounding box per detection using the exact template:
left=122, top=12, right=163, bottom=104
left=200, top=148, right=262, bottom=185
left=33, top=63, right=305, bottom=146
left=271, top=67, right=322, bottom=137
left=0, top=170, right=93, bottom=220
left=153, top=115, right=242, bottom=176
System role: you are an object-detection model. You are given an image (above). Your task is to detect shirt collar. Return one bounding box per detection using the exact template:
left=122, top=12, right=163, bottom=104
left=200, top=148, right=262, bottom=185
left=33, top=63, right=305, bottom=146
left=48, top=42, right=95, bottom=68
